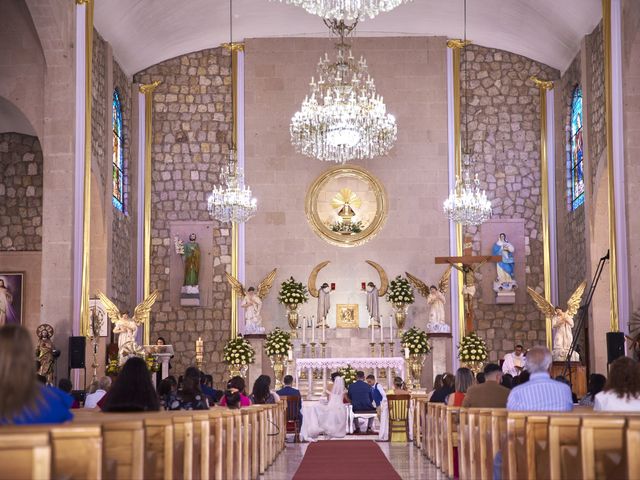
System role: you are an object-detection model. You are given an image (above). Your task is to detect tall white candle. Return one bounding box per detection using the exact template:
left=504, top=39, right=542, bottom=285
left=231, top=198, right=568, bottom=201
left=380, top=319, right=384, bottom=342
left=389, top=314, right=393, bottom=340
left=370, top=320, right=374, bottom=343
left=404, top=347, right=410, bottom=359
left=302, top=316, right=307, bottom=344
left=322, top=318, right=326, bottom=343
left=311, top=316, right=316, bottom=343
left=288, top=348, right=293, bottom=361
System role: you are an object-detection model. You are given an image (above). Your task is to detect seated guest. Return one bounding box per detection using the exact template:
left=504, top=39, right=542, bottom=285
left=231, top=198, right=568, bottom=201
left=476, top=372, right=486, bottom=384
left=502, top=344, right=526, bottom=377
left=0, top=325, right=73, bottom=424
left=174, top=366, right=209, bottom=410
left=158, top=376, right=178, bottom=410
left=462, top=363, right=510, bottom=408
left=202, top=373, right=223, bottom=403
left=594, top=357, right=640, bottom=411
left=250, top=375, right=280, bottom=404
left=447, top=367, right=474, bottom=406
left=58, top=378, right=80, bottom=408
left=347, top=371, right=376, bottom=433
left=506, top=346, right=573, bottom=411
left=277, top=375, right=302, bottom=398
left=224, top=390, right=242, bottom=409
left=579, top=373, right=607, bottom=407
left=101, top=356, right=160, bottom=412
left=84, top=376, right=111, bottom=409
left=219, top=376, right=251, bottom=407
left=429, top=373, right=455, bottom=403
left=427, top=374, right=444, bottom=400
left=501, top=373, right=514, bottom=389
left=389, top=376, right=409, bottom=395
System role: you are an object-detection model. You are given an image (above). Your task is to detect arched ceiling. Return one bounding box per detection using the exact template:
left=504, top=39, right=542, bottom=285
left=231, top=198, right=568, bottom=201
left=95, top=0, right=601, bottom=76
left=0, top=97, right=37, bottom=136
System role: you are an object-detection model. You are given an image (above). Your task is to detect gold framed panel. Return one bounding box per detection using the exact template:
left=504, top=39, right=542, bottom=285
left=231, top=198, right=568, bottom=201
left=336, top=304, right=359, bottom=328
left=305, top=165, right=388, bottom=248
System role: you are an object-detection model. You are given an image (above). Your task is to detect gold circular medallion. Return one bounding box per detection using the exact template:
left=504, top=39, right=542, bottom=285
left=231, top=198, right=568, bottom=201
left=305, top=165, right=388, bottom=248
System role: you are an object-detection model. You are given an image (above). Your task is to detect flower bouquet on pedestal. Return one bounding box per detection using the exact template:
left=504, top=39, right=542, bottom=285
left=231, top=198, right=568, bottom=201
left=386, top=275, right=415, bottom=334
left=223, top=336, right=255, bottom=378
left=265, top=328, right=293, bottom=389
left=458, top=332, right=488, bottom=374
left=401, top=327, right=430, bottom=389
left=278, top=277, right=309, bottom=334
left=338, top=365, right=358, bottom=387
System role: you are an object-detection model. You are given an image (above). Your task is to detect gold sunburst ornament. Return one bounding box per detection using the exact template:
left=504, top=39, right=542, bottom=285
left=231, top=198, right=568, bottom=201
left=331, top=188, right=362, bottom=211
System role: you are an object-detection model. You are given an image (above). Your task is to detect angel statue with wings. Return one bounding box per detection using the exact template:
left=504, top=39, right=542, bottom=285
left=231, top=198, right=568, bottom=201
left=406, top=267, right=452, bottom=333
left=226, top=269, right=277, bottom=335
left=97, top=290, right=159, bottom=363
left=527, top=281, right=586, bottom=361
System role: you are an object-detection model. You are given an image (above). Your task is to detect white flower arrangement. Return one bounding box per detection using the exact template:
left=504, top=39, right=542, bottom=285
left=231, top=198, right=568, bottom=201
left=277, top=276, right=309, bottom=307
left=223, top=336, right=256, bottom=366
left=338, top=365, right=358, bottom=387
left=458, top=332, right=488, bottom=363
left=265, top=328, right=293, bottom=356
left=401, top=327, right=431, bottom=355
left=386, top=275, right=415, bottom=305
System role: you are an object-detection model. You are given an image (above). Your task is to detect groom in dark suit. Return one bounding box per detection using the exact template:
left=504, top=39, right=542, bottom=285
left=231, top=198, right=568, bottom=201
left=348, top=371, right=376, bottom=433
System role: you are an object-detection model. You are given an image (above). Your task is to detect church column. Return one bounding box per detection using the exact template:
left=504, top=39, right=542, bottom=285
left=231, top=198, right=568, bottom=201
left=137, top=80, right=161, bottom=346
left=531, top=77, right=556, bottom=350
left=603, top=0, right=630, bottom=333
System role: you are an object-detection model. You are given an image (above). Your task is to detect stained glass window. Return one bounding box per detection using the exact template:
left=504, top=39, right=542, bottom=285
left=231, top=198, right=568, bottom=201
left=570, top=85, right=584, bottom=210
left=112, top=89, right=125, bottom=212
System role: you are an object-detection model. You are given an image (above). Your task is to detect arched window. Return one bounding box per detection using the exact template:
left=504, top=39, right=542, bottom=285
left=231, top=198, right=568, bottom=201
left=570, top=85, right=584, bottom=210
left=112, top=88, right=125, bottom=212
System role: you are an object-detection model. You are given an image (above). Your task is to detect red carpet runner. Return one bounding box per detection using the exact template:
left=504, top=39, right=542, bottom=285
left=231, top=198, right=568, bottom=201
left=292, top=440, right=402, bottom=480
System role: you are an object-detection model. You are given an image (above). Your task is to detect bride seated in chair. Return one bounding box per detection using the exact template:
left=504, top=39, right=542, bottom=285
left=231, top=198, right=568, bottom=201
left=300, top=376, right=347, bottom=441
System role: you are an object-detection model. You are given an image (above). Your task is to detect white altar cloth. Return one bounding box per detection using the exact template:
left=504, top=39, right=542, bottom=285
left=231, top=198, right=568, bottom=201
left=295, top=357, right=405, bottom=378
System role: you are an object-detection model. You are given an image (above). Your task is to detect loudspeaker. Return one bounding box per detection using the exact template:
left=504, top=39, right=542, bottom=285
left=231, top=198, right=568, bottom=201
left=69, top=336, right=86, bottom=369
left=606, top=332, right=625, bottom=364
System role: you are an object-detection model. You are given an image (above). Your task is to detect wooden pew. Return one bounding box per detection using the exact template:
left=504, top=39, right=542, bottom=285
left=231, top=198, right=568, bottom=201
left=208, top=409, right=224, bottom=480
left=627, top=418, right=640, bottom=480
left=506, top=412, right=527, bottom=480
left=491, top=409, right=508, bottom=480
left=171, top=414, right=193, bottom=480
left=445, top=406, right=461, bottom=478
left=580, top=416, right=626, bottom=480
left=142, top=415, right=174, bottom=480
left=525, top=414, right=550, bottom=480
left=467, top=408, right=483, bottom=480
left=0, top=428, right=51, bottom=480
left=458, top=408, right=470, bottom=480
left=548, top=416, right=582, bottom=480
left=434, top=403, right=445, bottom=470
left=50, top=424, right=103, bottom=480
left=101, top=419, right=145, bottom=480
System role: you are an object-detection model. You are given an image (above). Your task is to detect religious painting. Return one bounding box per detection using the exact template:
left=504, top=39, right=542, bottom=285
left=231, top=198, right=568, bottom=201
left=89, top=298, right=110, bottom=337
left=0, top=272, right=23, bottom=325
left=336, top=304, right=359, bottom=328
left=305, top=165, right=388, bottom=247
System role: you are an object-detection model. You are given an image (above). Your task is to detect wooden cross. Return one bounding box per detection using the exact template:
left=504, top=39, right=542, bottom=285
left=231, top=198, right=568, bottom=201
left=435, top=235, right=501, bottom=333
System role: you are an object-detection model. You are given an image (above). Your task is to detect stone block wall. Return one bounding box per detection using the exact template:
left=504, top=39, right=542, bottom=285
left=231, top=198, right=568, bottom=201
left=134, top=48, right=232, bottom=382
left=586, top=21, right=606, bottom=190
left=0, top=133, right=43, bottom=251
left=462, top=44, right=558, bottom=360
left=92, top=31, right=107, bottom=190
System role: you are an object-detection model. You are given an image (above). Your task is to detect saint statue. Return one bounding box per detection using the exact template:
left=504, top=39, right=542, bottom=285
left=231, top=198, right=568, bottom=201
left=406, top=267, right=452, bottom=333
left=317, top=283, right=331, bottom=327
left=492, top=233, right=517, bottom=293
left=97, top=290, right=159, bottom=363
left=366, top=282, right=381, bottom=327
left=528, top=281, right=586, bottom=361
left=0, top=279, right=18, bottom=325
left=36, top=324, right=55, bottom=384
left=226, top=269, right=277, bottom=335
left=175, top=233, right=201, bottom=286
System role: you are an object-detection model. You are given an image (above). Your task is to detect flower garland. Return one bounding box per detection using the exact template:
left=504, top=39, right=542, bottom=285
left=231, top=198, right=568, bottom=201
left=146, top=354, right=160, bottom=373
left=277, top=277, right=309, bottom=306
left=105, top=358, right=120, bottom=376
left=386, top=275, right=415, bottom=305
left=338, top=365, right=358, bottom=386
left=401, top=327, right=431, bottom=355
left=458, top=332, right=488, bottom=363
left=265, top=328, right=293, bottom=357
left=223, top=336, right=256, bottom=366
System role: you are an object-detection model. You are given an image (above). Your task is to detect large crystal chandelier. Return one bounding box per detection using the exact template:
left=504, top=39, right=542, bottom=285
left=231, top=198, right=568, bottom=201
left=271, top=0, right=412, bottom=21
left=208, top=0, right=257, bottom=224
left=443, top=0, right=492, bottom=226
left=290, top=20, right=397, bottom=163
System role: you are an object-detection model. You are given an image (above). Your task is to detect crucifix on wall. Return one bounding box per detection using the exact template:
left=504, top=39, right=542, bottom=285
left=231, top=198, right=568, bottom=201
left=435, top=234, right=501, bottom=333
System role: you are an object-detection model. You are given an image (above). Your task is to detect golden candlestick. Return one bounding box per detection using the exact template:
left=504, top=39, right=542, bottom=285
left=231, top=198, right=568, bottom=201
left=195, top=336, right=204, bottom=370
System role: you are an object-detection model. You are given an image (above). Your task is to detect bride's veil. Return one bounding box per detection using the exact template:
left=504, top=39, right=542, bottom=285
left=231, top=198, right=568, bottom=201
left=329, top=376, right=345, bottom=406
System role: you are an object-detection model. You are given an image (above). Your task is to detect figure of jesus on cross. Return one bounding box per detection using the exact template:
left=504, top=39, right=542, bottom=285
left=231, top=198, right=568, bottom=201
left=435, top=234, right=501, bottom=333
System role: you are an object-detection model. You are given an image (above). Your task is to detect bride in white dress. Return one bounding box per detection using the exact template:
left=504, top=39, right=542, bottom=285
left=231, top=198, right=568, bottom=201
left=300, top=376, right=347, bottom=441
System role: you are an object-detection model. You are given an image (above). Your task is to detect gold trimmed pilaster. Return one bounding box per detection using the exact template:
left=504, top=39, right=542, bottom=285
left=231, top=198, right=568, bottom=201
left=447, top=39, right=471, bottom=339
left=602, top=0, right=619, bottom=332
left=531, top=76, right=554, bottom=350
left=79, top=0, right=94, bottom=336
left=139, top=80, right=161, bottom=345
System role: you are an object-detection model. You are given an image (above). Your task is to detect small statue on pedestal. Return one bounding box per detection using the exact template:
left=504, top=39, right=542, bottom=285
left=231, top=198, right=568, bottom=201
left=226, top=268, right=277, bottom=335
left=492, top=233, right=517, bottom=303
left=174, top=233, right=201, bottom=306
left=36, top=324, right=55, bottom=384
left=406, top=267, right=452, bottom=333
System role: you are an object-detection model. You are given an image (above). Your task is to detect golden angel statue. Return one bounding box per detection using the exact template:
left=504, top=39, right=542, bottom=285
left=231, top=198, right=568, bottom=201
left=97, top=290, right=159, bottom=363
left=527, top=281, right=586, bottom=361
left=406, top=267, right=452, bottom=333
left=226, top=269, right=277, bottom=335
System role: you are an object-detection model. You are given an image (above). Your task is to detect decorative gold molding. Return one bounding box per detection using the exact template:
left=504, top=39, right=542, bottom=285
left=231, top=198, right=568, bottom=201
left=602, top=0, right=619, bottom=332
left=532, top=77, right=553, bottom=349
left=447, top=39, right=466, bottom=339
left=139, top=80, right=161, bottom=345
left=221, top=42, right=245, bottom=52
left=75, top=0, right=91, bottom=5
left=230, top=48, right=240, bottom=339
left=80, top=0, right=94, bottom=336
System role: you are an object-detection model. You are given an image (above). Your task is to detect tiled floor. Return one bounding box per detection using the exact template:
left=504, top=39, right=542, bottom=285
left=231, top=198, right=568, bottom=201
left=262, top=437, right=447, bottom=480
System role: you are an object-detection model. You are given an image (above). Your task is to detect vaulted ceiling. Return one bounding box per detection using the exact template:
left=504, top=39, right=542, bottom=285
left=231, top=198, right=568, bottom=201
left=94, top=0, right=602, bottom=75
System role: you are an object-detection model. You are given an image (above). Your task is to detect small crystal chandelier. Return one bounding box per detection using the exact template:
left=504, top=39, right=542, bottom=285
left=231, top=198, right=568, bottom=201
left=208, top=0, right=257, bottom=224
left=271, top=0, right=412, bottom=21
left=442, top=0, right=492, bottom=226
left=290, top=20, right=397, bottom=163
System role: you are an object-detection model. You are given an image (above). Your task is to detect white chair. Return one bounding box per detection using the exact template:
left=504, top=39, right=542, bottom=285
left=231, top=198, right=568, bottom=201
left=347, top=404, right=378, bottom=434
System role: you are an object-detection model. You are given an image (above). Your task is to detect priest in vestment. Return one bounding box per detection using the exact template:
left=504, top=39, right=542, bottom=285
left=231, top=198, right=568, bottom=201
left=502, top=345, right=526, bottom=376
